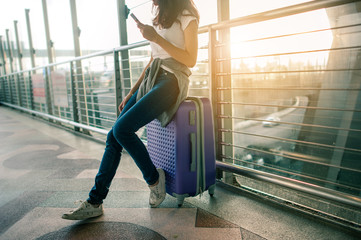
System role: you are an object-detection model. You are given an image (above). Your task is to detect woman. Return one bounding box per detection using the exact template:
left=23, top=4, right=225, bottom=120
left=62, top=0, right=199, bottom=220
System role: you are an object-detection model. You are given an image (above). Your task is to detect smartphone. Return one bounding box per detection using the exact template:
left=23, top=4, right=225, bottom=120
left=130, top=13, right=141, bottom=24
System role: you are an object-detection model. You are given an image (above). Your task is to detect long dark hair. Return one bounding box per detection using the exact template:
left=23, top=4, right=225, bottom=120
left=153, top=0, right=200, bottom=29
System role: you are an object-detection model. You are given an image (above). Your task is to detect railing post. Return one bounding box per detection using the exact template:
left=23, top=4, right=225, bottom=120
left=0, top=36, right=7, bottom=76
left=5, top=30, right=14, bottom=74
left=25, top=9, right=36, bottom=110
left=69, top=0, right=91, bottom=133
left=7, top=76, right=13, bottom=104
left=42, top=0, right=54, bottom=65
left=15, top=73, right=22, bottom=107
left=217, top=0, right=234, bottom=184
left=43, top=66, right=53, bottom=116
left=14, top=20, right=25, bottom=107
left=5, top=30, right=16, bottom=105
left=114, top=50, right=123, bottom=117
left=74, top=59, right=90, bottom=129
left=70, top=61, right=80, bottom=131
left=28, top=71, right=34, bottom=110
left=69, top=0, right=81, bottom=58
left=209, top=27, right=222, bottom=180
left=0, top=76, right=5, bottom=102
left=13, top=21, right=23, bottom=72
left=0, top=79, right=3, bottom=102
left=117, top=0, right=131, bottom=106
left=0, top=36, right=8, bottom=103
left=25, top=9, right=36, bottom=69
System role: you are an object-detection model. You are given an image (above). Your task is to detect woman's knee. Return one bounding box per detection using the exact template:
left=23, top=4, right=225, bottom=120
left=112, top=121, right=133, bottom=143
left=106, top=129, right=115, bottom=142
left=106, top=129, right=122, bottom=149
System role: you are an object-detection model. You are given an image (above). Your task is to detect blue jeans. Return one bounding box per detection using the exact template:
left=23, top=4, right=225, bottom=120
left=88, top=68, right=179, bottom=204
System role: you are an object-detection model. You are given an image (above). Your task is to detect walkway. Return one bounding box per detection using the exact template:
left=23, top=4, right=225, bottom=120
left=0, top=106, right=358, bottom=240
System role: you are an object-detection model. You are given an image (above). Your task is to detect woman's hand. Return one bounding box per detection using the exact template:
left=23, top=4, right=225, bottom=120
left=137, top=23, right=159, bottom=43
left=138, top=20, right=198, bottom=68
left=118, top=57, right=152, bottom=113
left=118, top=92, right=133, bottom=113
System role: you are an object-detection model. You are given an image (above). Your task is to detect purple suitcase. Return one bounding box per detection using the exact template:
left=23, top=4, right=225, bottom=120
left=147, top=97, right=216, bottom=206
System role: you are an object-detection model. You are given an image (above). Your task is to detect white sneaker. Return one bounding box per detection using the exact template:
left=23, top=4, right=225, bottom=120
left=62, top=200, right=103, bottom=220
left=149, top=168, right=166, bottom=208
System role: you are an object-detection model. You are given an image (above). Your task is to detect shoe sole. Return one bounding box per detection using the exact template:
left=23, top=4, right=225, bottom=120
left=62, top=212, right=103, bottom=220
left=150, top=194, right=166, bottom=208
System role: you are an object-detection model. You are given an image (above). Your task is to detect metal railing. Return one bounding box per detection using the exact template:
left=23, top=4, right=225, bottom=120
left=1, top=0, right=361, bottom=226
left=1, top=41, right=150, bottom=136
left=202, top=0, right=361, bottom=210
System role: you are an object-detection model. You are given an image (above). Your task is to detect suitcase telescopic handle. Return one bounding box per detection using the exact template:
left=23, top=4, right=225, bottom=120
left=190, top=133, right=196, bottom=172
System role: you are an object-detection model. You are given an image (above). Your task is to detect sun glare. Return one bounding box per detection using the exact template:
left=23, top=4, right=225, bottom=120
left=230, top=9, right=333, bottom=69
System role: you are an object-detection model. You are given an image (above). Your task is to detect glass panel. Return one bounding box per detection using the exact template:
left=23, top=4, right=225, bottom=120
left=5, top=29, right=17, bottom=73
left=47, top=0, right=74, bottom=62
left=77, top=0, right=119, bottom=54
left=31, top=69, right=47, bottom=113
left=126, top=0, right=154, bottom=44
left=16, top=21, right=31, bottom=70
left=27, top=1, right=49, bottom=67
left=49, top=63, right=73, bottom=121
left=78, top=54, right=117, bottom=129
left=0, top=1, right=35, bottom=69
left=230, top=0, right=314, bottom=19
left=227, top=4, right=361, bottom=196
left=189, top=32, right=210, bottom=98
left=196, top=0, right=218, bottom=26
left=129, top=45, right=151, bottom=87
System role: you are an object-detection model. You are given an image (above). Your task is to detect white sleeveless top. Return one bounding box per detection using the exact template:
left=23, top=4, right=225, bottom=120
left=150, top=10, right=198, bottom=61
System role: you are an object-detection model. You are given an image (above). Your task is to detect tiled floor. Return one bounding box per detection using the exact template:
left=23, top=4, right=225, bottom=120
left=0, top=107, right=248, bottom=240
left=0, top=106, right=359, bottom=240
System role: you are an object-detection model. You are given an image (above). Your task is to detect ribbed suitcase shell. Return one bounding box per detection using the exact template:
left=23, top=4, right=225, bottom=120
left=147, top=97, right=216, bottom=206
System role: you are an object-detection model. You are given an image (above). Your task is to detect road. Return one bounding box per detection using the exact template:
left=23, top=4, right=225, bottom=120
left=233, top=96, right=309, bottom=171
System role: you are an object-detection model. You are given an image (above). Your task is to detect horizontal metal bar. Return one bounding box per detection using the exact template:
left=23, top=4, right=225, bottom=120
left=218, top=101, right=361, bottom=113
left=216, top=68, right=361, bottom=76
left=216, top=161, right=361, bottom=209
left=76, top=92, right=116, bottom=97
left=53, top=116, right=74, bottom=122
left=222, top=128, right=361, bottom=155
left=198, top=0, right=359, bottom=33
left=77, top=102, right=115, bottom=108
left=1, top=41, right=149, bottom=77
left=238, top=23, right=361, bottom=44
left=75, top=88, right=116, bottom=92
left=1, top=102, right=109, bottom=135
left=218, top=87, right=361, bottom=91
left=219, top=141, right=361, bottom=174
left=191, top=73, right=209, bottom=77
left=189, top=87, right=210, bottom=90
left=218, top=45, right=361, bottom=61
left=86, top=109, right=117, bottom=116
left=218, top=115, right=361, bottom=134
left=86, top=115, right=115, bottom=123
left=221, top=155, right=361, bottom=192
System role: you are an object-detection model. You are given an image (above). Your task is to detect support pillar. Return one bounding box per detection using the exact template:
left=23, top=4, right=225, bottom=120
left=117, top=0, right=131, bottom=115
left=217, top=0, right=233, bottom=184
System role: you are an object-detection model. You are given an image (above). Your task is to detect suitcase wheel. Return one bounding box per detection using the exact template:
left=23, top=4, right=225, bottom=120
left=176, top=195, right=185, bottom=207
left=208, top=184, right=216, bottom=197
